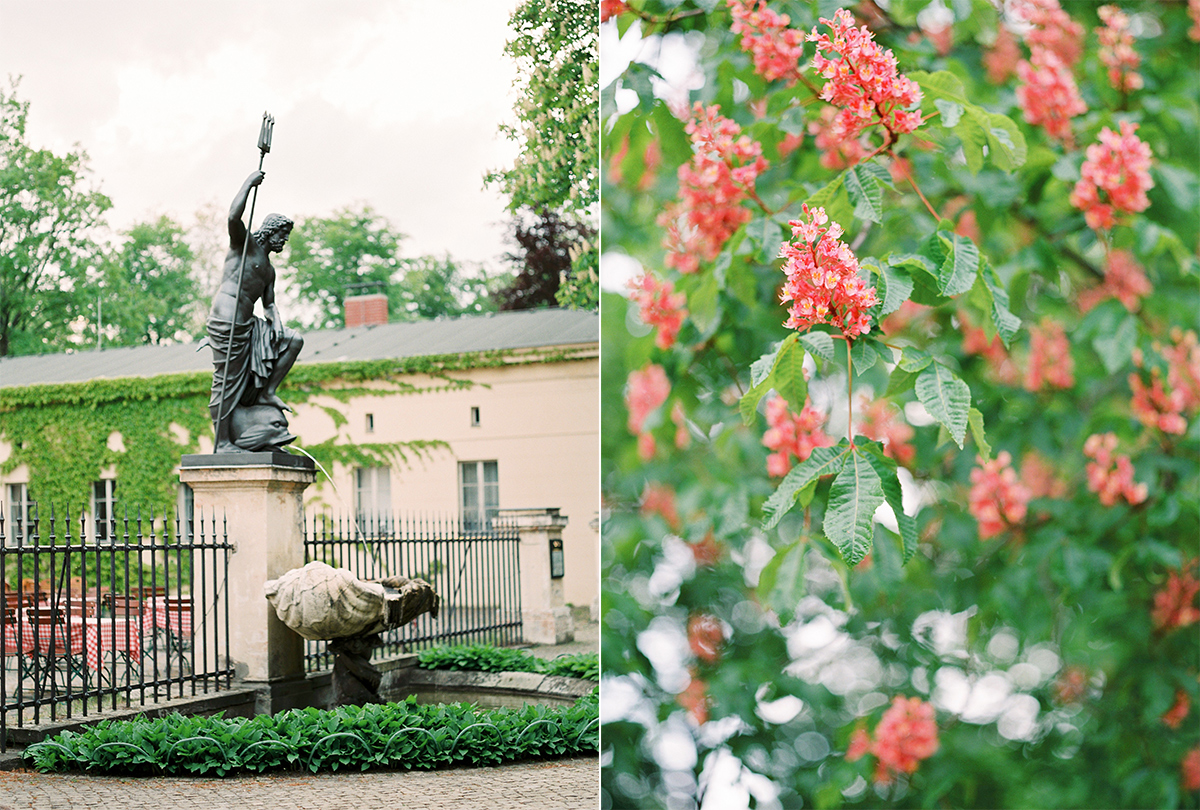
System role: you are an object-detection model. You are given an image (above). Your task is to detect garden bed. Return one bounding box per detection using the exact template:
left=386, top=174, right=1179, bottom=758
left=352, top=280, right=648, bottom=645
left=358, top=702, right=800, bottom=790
left=21, top=693, right=598, bottom=775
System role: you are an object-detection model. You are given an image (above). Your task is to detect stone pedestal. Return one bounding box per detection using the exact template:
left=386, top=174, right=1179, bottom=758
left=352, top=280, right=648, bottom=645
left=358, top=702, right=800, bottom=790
left=180, top=452, right=316, bottom=713
left=501, top=507, right=574, bottom=645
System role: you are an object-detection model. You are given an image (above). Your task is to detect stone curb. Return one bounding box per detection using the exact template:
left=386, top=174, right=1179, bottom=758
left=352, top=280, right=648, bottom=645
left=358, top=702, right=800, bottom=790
left=403, top=668, right=595, bottom=702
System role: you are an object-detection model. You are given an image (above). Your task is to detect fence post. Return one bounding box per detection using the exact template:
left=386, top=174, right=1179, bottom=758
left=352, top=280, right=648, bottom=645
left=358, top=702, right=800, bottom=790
left=179, top=453, right=316, bottom=713
left=501, top=508, right=575, bottom=645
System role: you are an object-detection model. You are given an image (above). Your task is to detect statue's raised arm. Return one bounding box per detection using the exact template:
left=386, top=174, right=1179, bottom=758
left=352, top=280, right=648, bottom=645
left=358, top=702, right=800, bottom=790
left=227, top=170, right=263, bottom=247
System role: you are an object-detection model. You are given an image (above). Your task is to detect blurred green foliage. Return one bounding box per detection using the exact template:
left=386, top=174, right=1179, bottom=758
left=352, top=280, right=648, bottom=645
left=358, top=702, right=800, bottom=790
left=600, top=1, right=1199, bottom=807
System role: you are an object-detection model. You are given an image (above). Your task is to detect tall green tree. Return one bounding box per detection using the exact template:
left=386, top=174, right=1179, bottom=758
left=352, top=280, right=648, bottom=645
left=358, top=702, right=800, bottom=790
left=97, top=215, right=199, bottom=346
left=0, top=80, right=111, bottom=357
left=284, top=206, right=503, bottom=328
left=393, top=253, right=502, bottom=321
left=284, top=205, right=404, bottom=330
left=486, top=0, right=599, bottom=310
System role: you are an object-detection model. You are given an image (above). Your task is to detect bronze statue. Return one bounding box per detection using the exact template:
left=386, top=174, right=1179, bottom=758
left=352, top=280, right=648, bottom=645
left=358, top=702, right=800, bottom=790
left=206, top=114, right=303, bottom=453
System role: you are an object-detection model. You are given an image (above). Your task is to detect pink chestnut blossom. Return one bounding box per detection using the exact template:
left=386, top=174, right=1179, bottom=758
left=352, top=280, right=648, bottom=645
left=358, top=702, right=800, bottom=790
left=779, top=204, right=879, bottom=339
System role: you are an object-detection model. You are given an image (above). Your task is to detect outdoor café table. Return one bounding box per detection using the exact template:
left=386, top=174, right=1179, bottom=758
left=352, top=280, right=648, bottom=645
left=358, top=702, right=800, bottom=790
left=78, top=615, right=143, bottom=673
left=7, top=618, right=86, bottom=694
left=142, top=597, right=193, bottom=637
left=1, top=618, right=29, bottom=666
left=142, top=597, right=193, bottom=662
left=18, top=619, right=85, bottom=660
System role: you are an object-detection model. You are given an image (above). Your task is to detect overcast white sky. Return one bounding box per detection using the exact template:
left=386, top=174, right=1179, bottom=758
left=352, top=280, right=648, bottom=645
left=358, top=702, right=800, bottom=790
left=0, top=0, right=524, bottom=267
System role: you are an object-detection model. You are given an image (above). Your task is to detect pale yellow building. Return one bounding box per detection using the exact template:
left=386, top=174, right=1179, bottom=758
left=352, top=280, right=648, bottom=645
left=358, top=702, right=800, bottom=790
left=0, top=308, right=600, bottom=612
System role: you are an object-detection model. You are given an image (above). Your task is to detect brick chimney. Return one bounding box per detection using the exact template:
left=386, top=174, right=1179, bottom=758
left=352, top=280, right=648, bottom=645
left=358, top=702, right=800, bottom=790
left=344, top=293, right=388, bottom=328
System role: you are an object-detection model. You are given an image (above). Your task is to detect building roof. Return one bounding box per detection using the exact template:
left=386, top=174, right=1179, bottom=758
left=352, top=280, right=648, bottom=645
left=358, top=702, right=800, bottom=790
left=0, top=308, right=599, bottom=389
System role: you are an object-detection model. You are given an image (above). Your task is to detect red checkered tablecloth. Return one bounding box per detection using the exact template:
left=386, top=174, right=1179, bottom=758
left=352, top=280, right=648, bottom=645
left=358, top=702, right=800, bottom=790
left=143, top=598, right=193, bottom=637
left=79, top=617, right=142, bottom=671
left=0, top=620, right=83, bottom=659
left=1, top=623, right=25, bottom=656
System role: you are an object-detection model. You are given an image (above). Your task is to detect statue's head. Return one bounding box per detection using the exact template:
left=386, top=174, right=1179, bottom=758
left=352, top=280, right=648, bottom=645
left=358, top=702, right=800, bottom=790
left=230, top=404, right=296, bottom=451
left=254, top=213, right=294, bottom=253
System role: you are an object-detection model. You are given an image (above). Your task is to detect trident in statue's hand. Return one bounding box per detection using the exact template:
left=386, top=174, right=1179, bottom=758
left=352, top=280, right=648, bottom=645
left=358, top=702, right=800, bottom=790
left=217, top=112, right=275, bottom=423
left=258, top=112, right=274, bottom=159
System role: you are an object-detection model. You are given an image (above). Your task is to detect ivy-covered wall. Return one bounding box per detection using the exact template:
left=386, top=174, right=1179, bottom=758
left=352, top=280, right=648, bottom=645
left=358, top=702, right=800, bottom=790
left=0, top=346, right=591, bottom=516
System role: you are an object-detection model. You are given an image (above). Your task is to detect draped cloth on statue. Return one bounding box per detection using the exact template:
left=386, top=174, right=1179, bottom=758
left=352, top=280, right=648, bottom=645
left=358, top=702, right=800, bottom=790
left=207, top=315, right=284, bottom=415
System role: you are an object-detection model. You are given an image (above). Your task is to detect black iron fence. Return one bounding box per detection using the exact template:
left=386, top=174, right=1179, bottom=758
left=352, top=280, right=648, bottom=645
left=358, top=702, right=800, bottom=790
left=302, top=511, right=522, bottom=671
left=0, top=505, right=233, bottom=752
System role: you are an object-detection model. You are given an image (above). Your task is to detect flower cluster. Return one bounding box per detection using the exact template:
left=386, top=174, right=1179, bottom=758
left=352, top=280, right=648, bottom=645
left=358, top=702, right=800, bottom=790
left=1096, top=5, right=1143, bottom=93
left=677, top=671, right=710, bottom=725
left=1162, top=328, right=1200, bottom=414
left=960, top=310, right=1020, bottom=385
left=600, top=0, right=628, bottom=23
left=1012, top=0, right=1084, bottom=67
left=1192, top=0, right=1200, bottom=42
left=1020, top=450, right=1068, bottom=500
left=1082, top=432, right=1148, bottom=507
left=1070, top=121, right=1154, bottom=231
left=807, top=8, right=924, bottom=148
left=779, top=204, right=880, bottom=338
left=1023, top=318, right=1074, bottom=392
left=1151, top=561, right=1199, bottom=632
left=640, top=482, right=681, bottom=530
left=1184, top=748, right=1200, bottom=793
left=1129, top=368, right=1188, bottom=435
left=608, top=134, right=660, bottom=191
left=847, top=696, right=940, bottom=786
left=628, top=273, right=688, bottom=350
left=881, top=299, right=932, bottom=337
left=689, top=532, right=724, bottom=567
left=968, top=451, right=1032, bottom=539
left=778, top=131, right=805, bottom=159
left=857, top=397, right=915, bottom=467
left=727, top=0, right=806, bottom=84
left=626, top=364, right=670, bottom=460
left=687, top=613, right=725, bottom=663
left=762, top=394, right=833, bottom=476
left=660, top=104, right=768, bottom=274
left=983, top=24, right=1021, bottom=84
left=919, top=16, right=953, bottom=57
left=808, top=105, right=868, bottom=170
left=1079, top=249, right=1152, bottom=312
left=1162, top=689, right=1191, bottom=729
left=1014, top=48, right=1086, bottom=144
left=1053, top=666, right=1090, bottom=705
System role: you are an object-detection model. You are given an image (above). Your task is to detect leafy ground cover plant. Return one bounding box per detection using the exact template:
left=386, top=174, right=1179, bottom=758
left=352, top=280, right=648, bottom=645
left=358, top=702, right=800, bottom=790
left=601, top=1, right=1198, bottom=807
left=22, top=693, right=598, bottom=776
left=417, top=643, right=599, bottom=682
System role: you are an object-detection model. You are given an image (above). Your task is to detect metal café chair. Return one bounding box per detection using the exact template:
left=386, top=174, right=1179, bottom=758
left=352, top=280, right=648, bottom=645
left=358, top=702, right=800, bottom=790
left=0, top=605, right=27, bottom=674
left=23, top=606, right=89, bottom=696
left=150, top=596, right=193, bottom=673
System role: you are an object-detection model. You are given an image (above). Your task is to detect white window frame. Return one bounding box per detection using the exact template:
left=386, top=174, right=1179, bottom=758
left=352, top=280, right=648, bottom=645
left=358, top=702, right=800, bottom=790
left=7, top=483, right=34, bottom=546
left=355, top=467, right=392, bottom=523
left=459, top=460, right=499, bottom=531
left=93, top=479, right=117, bottom=542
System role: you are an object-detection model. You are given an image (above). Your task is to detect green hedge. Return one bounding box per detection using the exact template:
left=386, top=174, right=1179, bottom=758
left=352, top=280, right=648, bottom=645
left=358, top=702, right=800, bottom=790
left=416, top=644, right=599, bottom=682
left=22, top=693, right=598, bottom=775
